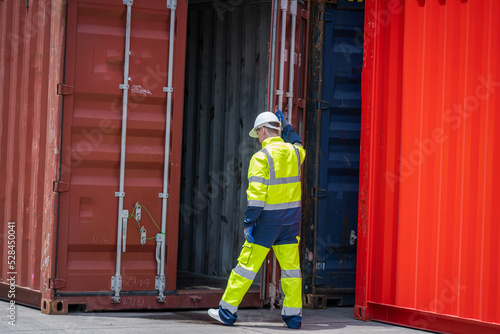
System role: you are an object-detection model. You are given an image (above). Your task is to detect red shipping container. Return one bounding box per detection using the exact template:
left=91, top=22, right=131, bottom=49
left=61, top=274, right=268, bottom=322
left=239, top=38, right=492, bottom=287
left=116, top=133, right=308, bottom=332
left=356, top=0, right=500, bottom=333
left=0, top=0, right=265, bottom=313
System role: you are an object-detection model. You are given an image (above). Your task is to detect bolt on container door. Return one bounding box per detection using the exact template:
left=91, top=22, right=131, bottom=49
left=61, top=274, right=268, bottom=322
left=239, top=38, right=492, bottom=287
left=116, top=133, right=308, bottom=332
left=316, top=7, right=363, bottom=306
left=56, top=0, right=186, bottom=297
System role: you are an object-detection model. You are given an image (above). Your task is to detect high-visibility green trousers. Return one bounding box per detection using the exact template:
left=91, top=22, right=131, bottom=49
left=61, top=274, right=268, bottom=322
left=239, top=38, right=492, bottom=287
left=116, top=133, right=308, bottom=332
left=219, top=238, right=302, bottom=320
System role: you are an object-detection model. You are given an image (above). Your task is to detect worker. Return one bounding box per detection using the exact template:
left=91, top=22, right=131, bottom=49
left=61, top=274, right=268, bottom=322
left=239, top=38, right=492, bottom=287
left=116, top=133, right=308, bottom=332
left=208, top=110, right=306, bottom=329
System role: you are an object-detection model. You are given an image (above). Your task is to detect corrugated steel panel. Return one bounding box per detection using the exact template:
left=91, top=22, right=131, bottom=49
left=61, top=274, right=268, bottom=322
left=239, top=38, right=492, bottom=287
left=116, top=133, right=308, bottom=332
left=56, top=0, right=187, bottom=297
left=356, top=0, right=500, bottom=332
left=316, top=7, right=363, bottom=305
left=0, top=0, right=66, bottom=308
left=179, top=1, right=271, bottom=278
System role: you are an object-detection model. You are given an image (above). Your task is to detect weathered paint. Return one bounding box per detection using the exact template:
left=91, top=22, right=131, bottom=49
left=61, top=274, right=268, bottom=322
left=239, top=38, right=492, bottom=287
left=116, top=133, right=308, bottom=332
left=0, top=0, right=66, bottom=306
left=54, top=0, right=188, bottom=305
left=356, top=0, right=500, bottom=332
left=302, top=0, right=324, bottom=306
left=268, top=0, right=309, bottom=133
left=179, top=1, right=271, bottom=278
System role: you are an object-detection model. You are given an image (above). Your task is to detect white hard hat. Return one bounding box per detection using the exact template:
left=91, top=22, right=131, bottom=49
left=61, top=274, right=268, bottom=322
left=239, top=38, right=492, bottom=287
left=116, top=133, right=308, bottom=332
left=249, top=111, right=281, bottom=138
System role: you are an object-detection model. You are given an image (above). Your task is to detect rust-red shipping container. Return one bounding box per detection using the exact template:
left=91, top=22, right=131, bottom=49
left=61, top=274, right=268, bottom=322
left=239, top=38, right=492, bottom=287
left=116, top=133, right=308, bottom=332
left=0, top=0, right=266, bottom=313
left=356, top=0, right=500, bottom=333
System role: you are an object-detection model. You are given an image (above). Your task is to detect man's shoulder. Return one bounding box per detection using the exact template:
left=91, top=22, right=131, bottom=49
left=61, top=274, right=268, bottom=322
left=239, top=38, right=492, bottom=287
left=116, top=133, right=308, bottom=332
left=252, top=149, right=268, bottom=161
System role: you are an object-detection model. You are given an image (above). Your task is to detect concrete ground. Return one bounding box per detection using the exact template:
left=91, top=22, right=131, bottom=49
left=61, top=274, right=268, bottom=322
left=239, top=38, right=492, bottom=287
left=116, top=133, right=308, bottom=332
left=1, top=300, right=430, bottom=333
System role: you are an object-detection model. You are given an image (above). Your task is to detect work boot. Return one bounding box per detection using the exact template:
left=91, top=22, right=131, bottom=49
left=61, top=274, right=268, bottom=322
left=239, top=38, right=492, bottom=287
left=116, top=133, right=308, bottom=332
left=208, top=308, right=227, bottom=325
left=208, top=307, right=237, bottom=326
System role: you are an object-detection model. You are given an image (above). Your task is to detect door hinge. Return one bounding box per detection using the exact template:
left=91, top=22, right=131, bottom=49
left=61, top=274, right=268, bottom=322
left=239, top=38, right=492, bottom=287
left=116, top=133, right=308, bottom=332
left=312, top=275, right=324, bottom=286
left=53, top=181, right=70, bottom=192
left=301, top=9, right=310, bottom=20
left=297, top=98, right=306, bottom=109
left=49, top=278, right=66, bottom=289
left=319, top=11, right=333, bottom=22
left=315, top=100, right=330, bottom=110
left=312, top=187, right=327, bottom=198
left=57, top=84, right=74, bottom=96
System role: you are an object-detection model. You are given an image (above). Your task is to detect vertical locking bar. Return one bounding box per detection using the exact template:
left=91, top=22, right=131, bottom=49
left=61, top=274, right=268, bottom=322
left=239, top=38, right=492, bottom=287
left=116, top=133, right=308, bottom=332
left=112, top=0, right=133, bottom=304
left=156, top=0, right=177, bottom=303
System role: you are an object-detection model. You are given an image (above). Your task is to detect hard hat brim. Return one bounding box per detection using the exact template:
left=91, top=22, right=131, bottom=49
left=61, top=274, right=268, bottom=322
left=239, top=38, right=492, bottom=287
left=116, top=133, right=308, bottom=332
left=249, top=128, right=258, bottom=138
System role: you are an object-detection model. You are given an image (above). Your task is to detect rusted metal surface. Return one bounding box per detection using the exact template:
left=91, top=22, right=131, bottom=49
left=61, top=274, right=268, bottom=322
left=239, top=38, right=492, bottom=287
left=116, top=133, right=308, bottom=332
left=302, top=0, right=324, bottom=307
left=60, top=289, right=262, bottom=312
left=268, top=0, right=309, bottom=131
left=356, top=0, right=500, bottom=332
left=0, top=0, right=66, bottom=306
left=179, top=1, right=270, bottom=279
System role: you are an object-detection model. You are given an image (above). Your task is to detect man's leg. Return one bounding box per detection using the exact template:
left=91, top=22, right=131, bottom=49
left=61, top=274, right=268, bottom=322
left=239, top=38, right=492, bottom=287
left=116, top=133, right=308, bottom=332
left=217, top=240, right=270, bottom=325
left=273, top=228, right=302, bottom=329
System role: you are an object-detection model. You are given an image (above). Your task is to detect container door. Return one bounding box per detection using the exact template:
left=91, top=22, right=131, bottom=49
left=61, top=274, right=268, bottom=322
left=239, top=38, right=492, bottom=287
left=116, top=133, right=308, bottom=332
left=56, top=0, right=185, bottom=302
left=316, top=7, right=364, bottom=306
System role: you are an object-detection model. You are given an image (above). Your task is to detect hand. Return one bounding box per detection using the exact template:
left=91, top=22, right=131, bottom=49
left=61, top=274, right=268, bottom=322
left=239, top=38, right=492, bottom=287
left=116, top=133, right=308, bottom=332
left=244, top=226, right=254, bottom=243
left=275, top=110, right=289, bottom=127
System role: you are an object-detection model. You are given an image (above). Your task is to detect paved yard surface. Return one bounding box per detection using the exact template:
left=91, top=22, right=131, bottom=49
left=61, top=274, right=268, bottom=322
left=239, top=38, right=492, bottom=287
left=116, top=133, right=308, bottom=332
left=1, top=300, right=430, bottom=333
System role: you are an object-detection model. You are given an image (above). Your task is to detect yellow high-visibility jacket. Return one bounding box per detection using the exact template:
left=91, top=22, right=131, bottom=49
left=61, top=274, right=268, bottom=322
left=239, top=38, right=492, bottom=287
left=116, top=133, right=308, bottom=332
left=244, top=134, right=306, bottom=226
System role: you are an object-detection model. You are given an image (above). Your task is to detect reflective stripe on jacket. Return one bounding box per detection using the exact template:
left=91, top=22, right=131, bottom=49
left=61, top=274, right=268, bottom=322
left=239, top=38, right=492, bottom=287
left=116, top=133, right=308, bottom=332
left=244, top=136, right=306, bottom=226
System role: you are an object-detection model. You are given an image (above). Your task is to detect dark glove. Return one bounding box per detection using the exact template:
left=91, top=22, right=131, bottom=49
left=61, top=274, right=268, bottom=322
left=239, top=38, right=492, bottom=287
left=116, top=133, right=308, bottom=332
left=244, top=226, right=254, bottom=243
left=275, top=110, right=289, bottom=127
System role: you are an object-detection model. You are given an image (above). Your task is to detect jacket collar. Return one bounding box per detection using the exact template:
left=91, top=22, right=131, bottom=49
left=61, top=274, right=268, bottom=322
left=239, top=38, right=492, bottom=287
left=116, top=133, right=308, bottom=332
left=262, top=136, right=284, bottom=148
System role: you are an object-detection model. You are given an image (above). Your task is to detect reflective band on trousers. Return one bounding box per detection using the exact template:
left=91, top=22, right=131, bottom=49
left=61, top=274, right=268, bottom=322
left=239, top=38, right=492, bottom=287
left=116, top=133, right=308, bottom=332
left=219, top=300, right=238, bottom=314
left=233, top=265, right=257, bottom=281
left=282, top=306, right=302, bottom=316
left=263, top=201, right=301, bottom=211
left=281, top=269, right=302, bottom=279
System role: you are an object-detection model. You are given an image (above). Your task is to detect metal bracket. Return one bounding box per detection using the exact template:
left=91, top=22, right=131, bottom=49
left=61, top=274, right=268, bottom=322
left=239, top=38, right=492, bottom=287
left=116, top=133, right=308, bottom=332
left=158, top=192, right=169, bottom=199
left=57, top=84, right=74, bottom=96
left=115, top=191, right=125, bottom=197
left=350, top=230, right=357, bottom=245
left=280, top=0, right=288, bottom=11
left=190, top=295, right=202, bottom=303
left=315, top=100, right=330, bottom=110
left=155, top=275, right=166, bottom=290
left=312, top=275, right=324, bottom=286
left=286, top=92, right=293, bottom=98
left=312, top=187, right=327, bottom=198
left=290, top=0, right=297, bottom=15
left=156, top=233, right=165, bottom=243
left=111, top=276, right=122, bottom=291
left=301, top=9, right=310, bottom=20
left=163, top=86, right=173, bottom=93
left=53, top=181, right=70, bottom=193
left=167, top=0, right=177, bottom=10
left=49, top=278, right=66, bottom=289
left=140, top=226, right=147, bottom=245
left=123, top=0, right=133, bottom=5
left=119, top=84, right=129, bottom=90
left=134, top=202, right=141, bottom=221
left=276, top=89, right=284, bottom=96
left=297, top=98, right=306, bottom=109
